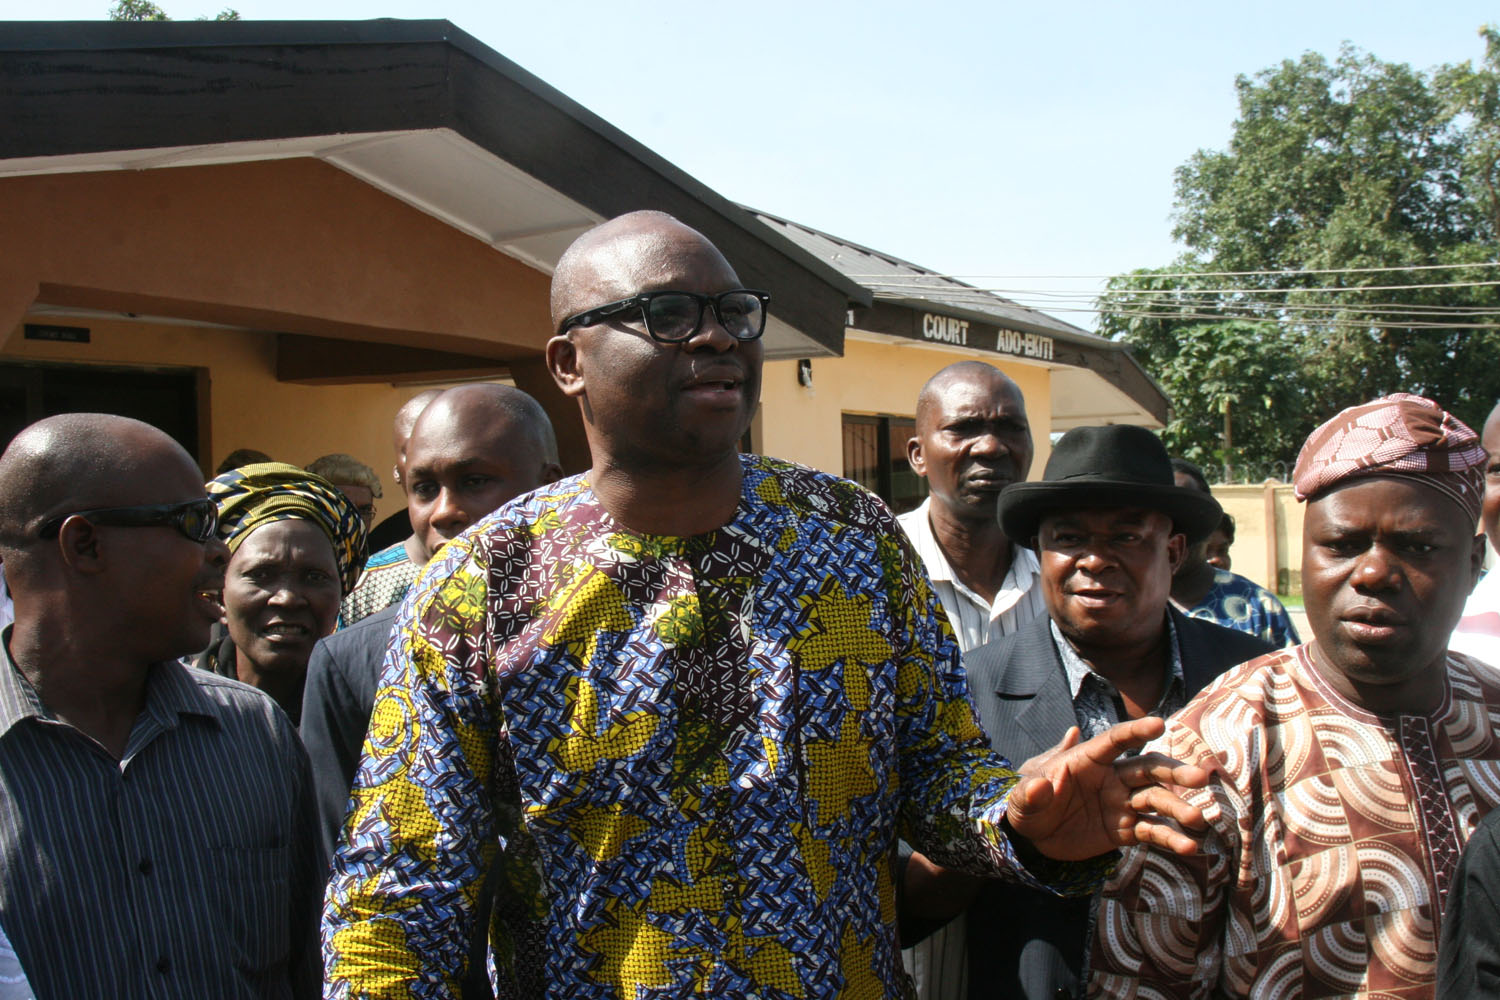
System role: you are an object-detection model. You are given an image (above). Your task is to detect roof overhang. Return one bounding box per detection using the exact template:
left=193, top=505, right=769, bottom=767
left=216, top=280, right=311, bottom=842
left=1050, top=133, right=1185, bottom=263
left=0, top=19, right=872, bottom=360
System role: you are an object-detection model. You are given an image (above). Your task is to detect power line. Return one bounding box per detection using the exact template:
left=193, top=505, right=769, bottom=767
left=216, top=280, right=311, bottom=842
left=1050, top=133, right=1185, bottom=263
left=872, top=288, right=1500, bottom=316
left=1035, top=305, right=1500, bottom=331
left=870, top=277, right=1500, bottom=296
left=842, top=260, right=1500, bottom=281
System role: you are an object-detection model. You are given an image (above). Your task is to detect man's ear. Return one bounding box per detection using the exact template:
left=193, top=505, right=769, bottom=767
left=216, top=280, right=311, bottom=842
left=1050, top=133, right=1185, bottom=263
left=906, top=435, right=926, bottom=477
left=1166, top=532, right=1188, bottom=574
left=545, top=335, right=586, bottom=399
left=540, top=462, right=564, bottom=486
left=55, top=516, right=105, bottom=575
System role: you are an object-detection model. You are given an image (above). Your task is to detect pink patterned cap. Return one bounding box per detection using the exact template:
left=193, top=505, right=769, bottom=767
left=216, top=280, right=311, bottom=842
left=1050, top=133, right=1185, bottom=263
left=1293, top=393, right=1485, bottom=523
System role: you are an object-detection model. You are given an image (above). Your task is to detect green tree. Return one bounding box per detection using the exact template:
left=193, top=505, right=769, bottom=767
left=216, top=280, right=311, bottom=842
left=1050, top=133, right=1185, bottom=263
left=1103, top=29, right=1500, bottom=474
left=108, top=0, right=170, bottom=19
left=108, top=0, right=239, bottom=20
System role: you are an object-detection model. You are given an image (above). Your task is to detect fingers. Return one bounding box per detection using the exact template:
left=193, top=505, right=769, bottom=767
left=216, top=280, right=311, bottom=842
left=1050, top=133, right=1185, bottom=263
left=1128, top=784, right=1207, bottom=832
left=1115, top=754, right=1213, bottom=791
left=1080, top=717, right=1167, bottom=764
left=1019, top=726, right=1083, bottom=777
left=1004, top=773, right=1063, bottom=843
left=1130, top=814, right=1203, bottom=856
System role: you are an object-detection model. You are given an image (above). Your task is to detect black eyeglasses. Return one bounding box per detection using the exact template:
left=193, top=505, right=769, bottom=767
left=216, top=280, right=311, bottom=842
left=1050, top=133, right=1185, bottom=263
left=558, top=289, right=771, bottom=343
left=38, top=497, right=219, bottom=543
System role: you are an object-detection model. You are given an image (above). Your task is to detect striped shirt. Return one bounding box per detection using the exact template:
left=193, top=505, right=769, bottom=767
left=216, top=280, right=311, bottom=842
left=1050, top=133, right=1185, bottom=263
left=897, top=499, right=1046, bottom=654
left=897, top=499, right=1048, bottom=1000
left=0, top=640, right=319, bottom=1000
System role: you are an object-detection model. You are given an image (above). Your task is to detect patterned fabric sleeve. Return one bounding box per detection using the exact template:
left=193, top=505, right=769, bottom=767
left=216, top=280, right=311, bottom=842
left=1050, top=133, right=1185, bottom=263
left=321, top=535, right=496, bottom=999
left=881, top=524, right=1110, bottom=896
left=1087, top=719, right=1244, bottom=999
left=1263, top=597, right=1300, bottom=648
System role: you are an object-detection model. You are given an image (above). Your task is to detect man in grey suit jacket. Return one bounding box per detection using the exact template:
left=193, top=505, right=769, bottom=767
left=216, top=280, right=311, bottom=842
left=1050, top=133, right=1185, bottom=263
left=899, top=424, right=1275, bottom=1000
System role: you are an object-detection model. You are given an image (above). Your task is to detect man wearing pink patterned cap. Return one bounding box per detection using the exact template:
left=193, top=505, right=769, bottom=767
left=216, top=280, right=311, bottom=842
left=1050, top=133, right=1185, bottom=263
left=1089, top=393, right=1498, bottom=1000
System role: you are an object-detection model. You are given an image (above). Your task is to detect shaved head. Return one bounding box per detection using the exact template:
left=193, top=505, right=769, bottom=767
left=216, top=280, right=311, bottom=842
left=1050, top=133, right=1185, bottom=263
left=0, top=413, right=226, bottom=666
left=411, top=384, right=558, bottom=466
left=915, top=362, right=1023, bottom=434
left=0, top=414, right=196, bottom=556
left=549, top=211, right=733, bottom=332
left=404, top=383, right=562, bottom=558
left=393, top=389, right=444, bottom=451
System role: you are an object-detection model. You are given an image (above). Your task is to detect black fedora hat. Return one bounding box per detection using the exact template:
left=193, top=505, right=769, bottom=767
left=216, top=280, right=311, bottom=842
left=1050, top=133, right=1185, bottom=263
left=997, top=425, right=1222, bottom=544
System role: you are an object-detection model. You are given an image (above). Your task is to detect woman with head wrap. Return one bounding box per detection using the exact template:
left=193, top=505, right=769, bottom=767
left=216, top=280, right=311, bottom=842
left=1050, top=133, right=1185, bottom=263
left=196, top=463, right=367, bottom=724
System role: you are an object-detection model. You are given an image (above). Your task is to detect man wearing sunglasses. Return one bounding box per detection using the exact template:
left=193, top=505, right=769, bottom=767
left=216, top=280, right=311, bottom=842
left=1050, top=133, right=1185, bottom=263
left=0, top=413, right=320, bottom=999
left=323, top=211, right=1211, bottom=999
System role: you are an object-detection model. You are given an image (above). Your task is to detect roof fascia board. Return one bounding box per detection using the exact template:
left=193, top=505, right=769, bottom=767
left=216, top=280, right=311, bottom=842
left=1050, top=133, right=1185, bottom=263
left=864, top=295, right=1121, bottom=352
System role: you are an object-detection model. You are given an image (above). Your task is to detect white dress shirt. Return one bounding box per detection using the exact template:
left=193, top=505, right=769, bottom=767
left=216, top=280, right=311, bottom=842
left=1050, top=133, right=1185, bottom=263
left=898, top=498, right=1046, bottom=653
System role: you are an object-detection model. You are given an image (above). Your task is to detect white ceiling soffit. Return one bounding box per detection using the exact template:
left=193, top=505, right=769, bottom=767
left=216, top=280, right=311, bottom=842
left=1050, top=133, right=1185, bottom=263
left=1049, top=366, right=1161, bottom=430
left=0, top=129, right=822, bottom=359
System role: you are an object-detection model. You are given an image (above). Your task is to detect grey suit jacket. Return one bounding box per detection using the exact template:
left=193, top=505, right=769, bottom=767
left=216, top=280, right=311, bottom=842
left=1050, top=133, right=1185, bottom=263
left=958, top=608, right=1275, bottom=1000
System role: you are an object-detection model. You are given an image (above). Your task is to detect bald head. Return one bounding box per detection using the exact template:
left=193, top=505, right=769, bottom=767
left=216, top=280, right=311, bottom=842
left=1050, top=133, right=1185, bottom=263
left=412, top=384, right=558, bottom=466
left=549, top=211, right=734, bottom=332
left=394, top=389, right=444, bottom=453
left=0, top=414, right=197, bottom=554
left=404, top=384, right=562, bottom=559
left=915, top=362, right=1024, bottom=434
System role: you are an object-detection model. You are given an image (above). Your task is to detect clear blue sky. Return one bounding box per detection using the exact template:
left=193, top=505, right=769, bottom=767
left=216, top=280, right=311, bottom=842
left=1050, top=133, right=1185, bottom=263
left=5, top=0, right=1497, bottom=320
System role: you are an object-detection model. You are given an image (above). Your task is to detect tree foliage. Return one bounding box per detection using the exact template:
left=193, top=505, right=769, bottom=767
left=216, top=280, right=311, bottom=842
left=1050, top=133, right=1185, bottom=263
left=108, top=0, right=239, bottom=20
left=1102, top=29, right=1500, bottom=479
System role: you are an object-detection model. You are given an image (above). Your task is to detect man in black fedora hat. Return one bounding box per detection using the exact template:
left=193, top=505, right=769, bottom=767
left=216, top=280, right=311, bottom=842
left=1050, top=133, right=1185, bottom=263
left=898, top=423, right=1274, bottom=1000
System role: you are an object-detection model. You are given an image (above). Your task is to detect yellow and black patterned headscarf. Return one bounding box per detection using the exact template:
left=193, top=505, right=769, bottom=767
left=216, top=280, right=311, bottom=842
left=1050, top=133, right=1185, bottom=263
left=206, top=462, right=368, bottom=594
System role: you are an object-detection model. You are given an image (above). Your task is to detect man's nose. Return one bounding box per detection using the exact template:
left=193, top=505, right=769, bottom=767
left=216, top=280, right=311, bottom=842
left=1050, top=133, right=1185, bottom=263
left=681, top=306, right=737, bottom=353
left=1075, top=543, right=1114, bottom=572
left=430, top=488, right=468, bottom=529
left=969, top=430, right=1004, bottom=455
left=1351, top=544, right=1402, bottom=591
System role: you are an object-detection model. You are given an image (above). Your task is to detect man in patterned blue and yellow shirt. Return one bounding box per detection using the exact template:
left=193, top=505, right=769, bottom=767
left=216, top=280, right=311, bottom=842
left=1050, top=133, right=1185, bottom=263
left=321, top=211, right=1211, bottom=1000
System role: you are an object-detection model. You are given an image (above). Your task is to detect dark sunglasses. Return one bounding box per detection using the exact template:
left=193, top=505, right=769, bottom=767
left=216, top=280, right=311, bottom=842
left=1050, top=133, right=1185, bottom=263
left=38, top=497, right=220, bottom=544
left=558, top=289, right=771, bottom=343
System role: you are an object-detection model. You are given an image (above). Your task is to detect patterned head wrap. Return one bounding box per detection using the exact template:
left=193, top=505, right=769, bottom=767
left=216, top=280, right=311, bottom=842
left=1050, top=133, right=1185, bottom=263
left=206, top=462, right=369, bottom=593
left=1292, top=393, right=1486, bottom=524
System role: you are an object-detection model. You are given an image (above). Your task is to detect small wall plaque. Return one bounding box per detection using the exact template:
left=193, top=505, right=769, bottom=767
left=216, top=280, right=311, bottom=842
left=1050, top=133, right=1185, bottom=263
left=24, top=324, right=90, bottom=344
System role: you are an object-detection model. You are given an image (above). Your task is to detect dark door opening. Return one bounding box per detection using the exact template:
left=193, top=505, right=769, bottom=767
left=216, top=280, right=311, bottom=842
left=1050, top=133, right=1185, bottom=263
left=841, top=413, right=927, bottom=515
left=0, top=362, right=203, bottom=466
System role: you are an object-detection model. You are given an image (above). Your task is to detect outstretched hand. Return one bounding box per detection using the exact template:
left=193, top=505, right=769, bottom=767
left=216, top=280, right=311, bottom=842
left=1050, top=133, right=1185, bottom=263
left=1005, top=716, right=1211, bottom=862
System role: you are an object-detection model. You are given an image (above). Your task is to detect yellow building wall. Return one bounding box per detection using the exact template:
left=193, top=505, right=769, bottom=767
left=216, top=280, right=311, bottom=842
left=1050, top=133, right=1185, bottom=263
left=3, top=315, right=458, bottom=524
left=759, top=338, right=1054, bottom=478
left=1211, top=482, right=1303, bottom=596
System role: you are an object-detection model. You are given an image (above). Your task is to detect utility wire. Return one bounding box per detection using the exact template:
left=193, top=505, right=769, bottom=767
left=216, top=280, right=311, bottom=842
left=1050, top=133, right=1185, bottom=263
left=841, top=260, right=1500, bottom=281
left=870, top=277, right=1500, bottom=296
left=1033, top=305, right=1500, bottom=330
left=871, top=289, right=1500, bottom=316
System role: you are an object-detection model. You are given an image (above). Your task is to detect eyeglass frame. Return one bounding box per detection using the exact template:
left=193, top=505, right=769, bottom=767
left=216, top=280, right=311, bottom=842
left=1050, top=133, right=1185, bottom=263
left=556, top=289, right=772, bottom=343
left=37, top=497, right=220, bottom=543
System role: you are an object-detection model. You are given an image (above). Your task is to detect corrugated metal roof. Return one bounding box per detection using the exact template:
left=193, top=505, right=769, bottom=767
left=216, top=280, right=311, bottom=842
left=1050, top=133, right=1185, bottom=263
left=752, top=209, right=1117, bottom=348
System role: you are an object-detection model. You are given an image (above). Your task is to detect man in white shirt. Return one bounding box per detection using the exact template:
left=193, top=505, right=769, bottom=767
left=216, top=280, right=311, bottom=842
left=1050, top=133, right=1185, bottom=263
left=898, top=362, right=1046, bottom=650
left=896, top=360, right=1046, bottom=1000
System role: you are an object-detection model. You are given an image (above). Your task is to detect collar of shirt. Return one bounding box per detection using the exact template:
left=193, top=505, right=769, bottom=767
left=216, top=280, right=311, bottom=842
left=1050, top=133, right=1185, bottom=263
left=897, top=498, right=1042, bottom=619
left=0, top=628, right=221, bottom=745
left=1050, top=613, right=1186, bottom=711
